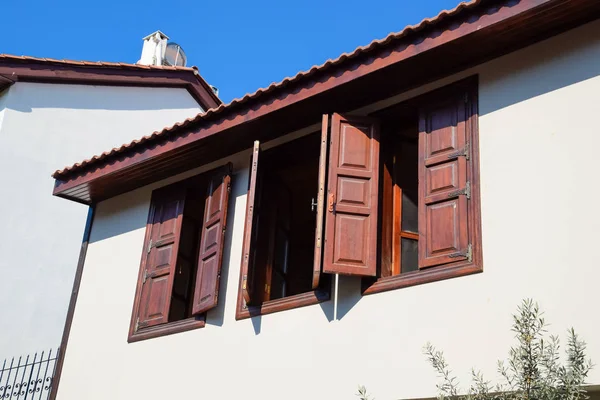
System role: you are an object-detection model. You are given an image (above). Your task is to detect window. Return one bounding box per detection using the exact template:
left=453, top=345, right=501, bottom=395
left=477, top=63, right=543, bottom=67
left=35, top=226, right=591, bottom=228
left=128, top=164, right=232, bottom=342
left=236, top=134, right=330, bottom=320
left=237, top=77, right=482, bottom=310
left=363, top=76, right=483, bottom=294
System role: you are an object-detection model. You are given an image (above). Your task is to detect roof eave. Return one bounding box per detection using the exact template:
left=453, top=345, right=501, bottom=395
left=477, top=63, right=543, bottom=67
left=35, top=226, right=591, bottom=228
left=52, top=0, right=600, bottom=204
left=0, top=57, right=221, bottom=110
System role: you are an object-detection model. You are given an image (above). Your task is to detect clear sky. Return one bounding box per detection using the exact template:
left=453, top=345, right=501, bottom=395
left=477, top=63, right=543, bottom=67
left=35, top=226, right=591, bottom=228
left=1, top=0, right=461, bottom=104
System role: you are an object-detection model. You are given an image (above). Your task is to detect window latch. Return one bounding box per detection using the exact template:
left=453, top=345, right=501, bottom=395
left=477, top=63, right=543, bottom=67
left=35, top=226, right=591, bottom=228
left=327, top=193, right=336, bottom=213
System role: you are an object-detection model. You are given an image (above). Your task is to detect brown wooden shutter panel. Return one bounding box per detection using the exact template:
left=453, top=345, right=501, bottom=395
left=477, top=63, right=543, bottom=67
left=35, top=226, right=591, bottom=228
left=240, top=141, right=261, bottom=304
left=312, top=115, right=330, bottom=288
left=136, top=186, right=186, bottom=329
left=191, top=164, right=232, bottom=315
left=323, top=113, right=380, bottom=277
left=418, top=92, right=471, bottom=269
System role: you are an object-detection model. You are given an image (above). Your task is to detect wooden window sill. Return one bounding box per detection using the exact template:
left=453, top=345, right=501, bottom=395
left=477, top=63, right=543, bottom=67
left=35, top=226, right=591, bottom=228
left=236, top=289, right=330, bottom=320
left=128, top=315, right=206, bottom=343
left=362, top=261, right=482, bottom=296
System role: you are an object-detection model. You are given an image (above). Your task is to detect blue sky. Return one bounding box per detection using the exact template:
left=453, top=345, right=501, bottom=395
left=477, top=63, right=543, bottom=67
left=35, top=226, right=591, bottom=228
left=2, top=0, right=460, bottom=103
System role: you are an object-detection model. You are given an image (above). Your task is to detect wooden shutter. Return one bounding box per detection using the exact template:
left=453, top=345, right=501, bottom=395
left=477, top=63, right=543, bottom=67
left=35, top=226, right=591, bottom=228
left=240, top=141, right=260, bottom=304
left=191, top=164, right=232, bottom=315
left=312, top=115, right=330, bottom=288
left=323, top=113, right=380, bottom=277
left=418, top=91, right=471, bottom=269
left=136, top=186, right=186, bottom=329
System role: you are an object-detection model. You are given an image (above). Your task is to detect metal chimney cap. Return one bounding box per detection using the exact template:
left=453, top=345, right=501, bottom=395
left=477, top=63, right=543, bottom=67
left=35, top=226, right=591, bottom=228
left=142, top=30, right=170, bottom=41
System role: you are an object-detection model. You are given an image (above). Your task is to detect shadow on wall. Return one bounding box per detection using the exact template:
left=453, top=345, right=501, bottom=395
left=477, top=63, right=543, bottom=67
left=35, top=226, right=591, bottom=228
left=89, top=189, right=150, bottom=244
left=479, top=20, right=600, bottom=116
left=317, top=275, right=363, bottom=322
left=6, top=82, right=200, bottom=113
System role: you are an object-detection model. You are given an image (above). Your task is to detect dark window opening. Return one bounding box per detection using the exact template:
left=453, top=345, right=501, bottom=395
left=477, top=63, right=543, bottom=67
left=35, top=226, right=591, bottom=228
left=130, top=165, right=231, bottom=341
left=168, top=185, right=205, bottom=322
left=392, top=126, right=419, bottom=275
left=380, top=109, right=420, bottom=277
left=249, top=133, right=329, bottom=303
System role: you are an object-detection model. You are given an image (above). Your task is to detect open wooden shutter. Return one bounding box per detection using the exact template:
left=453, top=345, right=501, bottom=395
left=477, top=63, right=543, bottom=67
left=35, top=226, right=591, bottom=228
left=323, top=113, right=380, bottom=277
left=136, top=186, right=186, bottom=329
left=418, top=91, right=471, bottom=268
left=312, top=115, right=330, bottom=288
left=191, top=164, right=232, bottom=315
left=240, top=141, right=261, bottom=304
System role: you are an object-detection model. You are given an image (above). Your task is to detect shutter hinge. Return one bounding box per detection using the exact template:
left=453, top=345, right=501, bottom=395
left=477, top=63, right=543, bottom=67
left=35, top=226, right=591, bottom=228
left=135, top=318, right=148, bottom=331
left=242, top=275, right=247, bottom=290
left=447, top=181, right=471, bottom=200
left=143, top=269, right=148, bottom=284
left=147, top=239, right=153, bottom=254
left=449, top=244, right=472, bottom=262
left=447, top=141, right=470, bottom=160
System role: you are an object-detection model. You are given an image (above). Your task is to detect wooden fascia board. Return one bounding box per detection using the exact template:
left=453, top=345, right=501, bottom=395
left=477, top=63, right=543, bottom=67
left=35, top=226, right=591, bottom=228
left=53, top=0, right=556, bottom=196
left=0, top=74, right=15, bottom=91
left=0, top=64, right=219, bottom=110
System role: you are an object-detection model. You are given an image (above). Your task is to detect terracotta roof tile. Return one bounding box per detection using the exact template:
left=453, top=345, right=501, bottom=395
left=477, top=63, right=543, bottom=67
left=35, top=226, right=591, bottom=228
left=52, top=0, right=482, bottom=179
left=0, top=54, right=199, bottom=72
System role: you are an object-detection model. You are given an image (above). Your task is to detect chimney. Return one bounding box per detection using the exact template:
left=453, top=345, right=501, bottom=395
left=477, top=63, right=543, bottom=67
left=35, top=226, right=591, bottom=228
left=138, top=31, right=169, bottom=66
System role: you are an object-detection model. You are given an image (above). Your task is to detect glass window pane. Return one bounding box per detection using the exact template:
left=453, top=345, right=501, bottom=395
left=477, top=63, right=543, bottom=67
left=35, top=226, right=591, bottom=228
left=273, top=227, right=289, bottom=274
left=270, top=270, right=286, bottom=300
left=397, top=140, right=418, bottom=233
left=401, top=238, right=418, bottom=274
left=401, top=190, right=418, bottom=233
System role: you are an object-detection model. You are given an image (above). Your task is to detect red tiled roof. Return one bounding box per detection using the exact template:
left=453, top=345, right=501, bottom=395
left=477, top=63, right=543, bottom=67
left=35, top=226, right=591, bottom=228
left=0, top=54, right=197, bottom=72
left=0, top=53, right=222, bottom=111
left=52, top=0, right=482, bottom=179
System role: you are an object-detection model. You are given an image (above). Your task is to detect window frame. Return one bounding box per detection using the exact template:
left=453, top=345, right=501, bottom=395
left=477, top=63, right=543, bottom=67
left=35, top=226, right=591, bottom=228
left=128, top=178, right=207, bottom=342
left=362, top=76, right=483, bottom=295
left=234, top=136, right=331, bottom=321
left=128, top=165, right=231, bottom=343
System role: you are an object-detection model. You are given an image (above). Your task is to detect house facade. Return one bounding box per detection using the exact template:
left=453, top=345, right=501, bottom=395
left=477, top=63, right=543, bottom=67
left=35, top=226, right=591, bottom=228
left=51, top=1, right=600, bottom=399
left=0, top=50, right=220, bottom=359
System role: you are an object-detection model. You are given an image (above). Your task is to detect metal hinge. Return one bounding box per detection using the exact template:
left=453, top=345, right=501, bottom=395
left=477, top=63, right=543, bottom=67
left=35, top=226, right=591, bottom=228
left=135, top=318, right=148, bottom=332
left=449, top=244, right=472, bottom=262
left=447, top=181, right=471, bottom=200
left=447, top=142, right=470, bottom=160
left=143, top=269, right=148, bottom=284
left=147, top=239, right=153, bottom=254
left=265, top=284, right=270, bottom=295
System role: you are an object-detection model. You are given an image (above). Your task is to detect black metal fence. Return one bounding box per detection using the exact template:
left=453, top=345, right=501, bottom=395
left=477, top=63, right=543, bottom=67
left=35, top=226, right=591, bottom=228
left=0, top=349, right=59, bottom=400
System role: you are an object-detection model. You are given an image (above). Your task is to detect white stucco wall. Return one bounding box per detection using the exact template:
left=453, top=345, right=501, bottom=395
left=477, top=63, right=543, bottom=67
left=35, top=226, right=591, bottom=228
left=57, top=20, right=600, bottom=400
left=0, top=83, right=202, bottom=358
